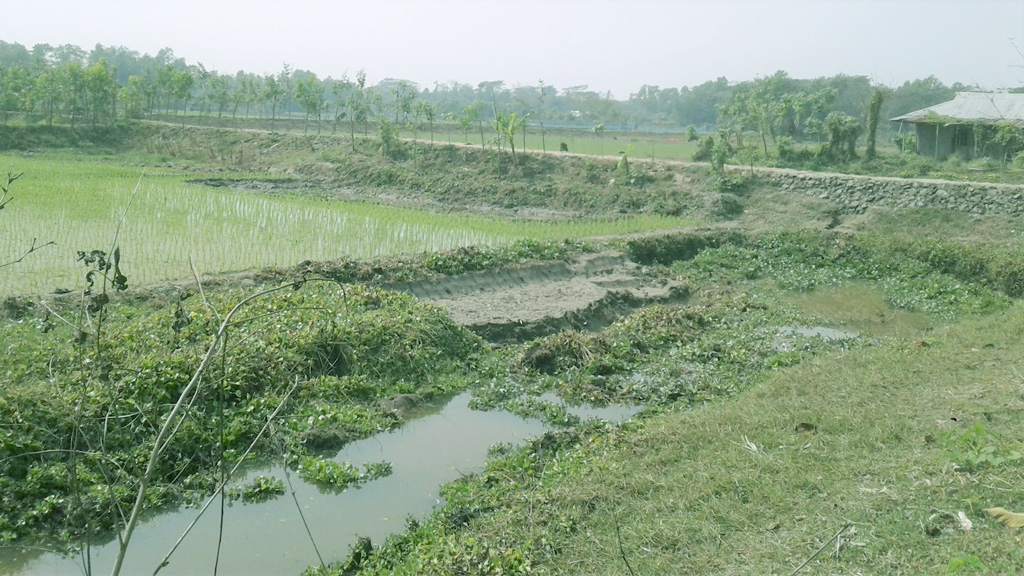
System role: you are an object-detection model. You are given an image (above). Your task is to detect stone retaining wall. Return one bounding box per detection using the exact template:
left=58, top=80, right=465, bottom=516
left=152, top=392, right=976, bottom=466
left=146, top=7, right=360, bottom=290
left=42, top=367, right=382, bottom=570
left=748, top=169, right=1024, bottom=217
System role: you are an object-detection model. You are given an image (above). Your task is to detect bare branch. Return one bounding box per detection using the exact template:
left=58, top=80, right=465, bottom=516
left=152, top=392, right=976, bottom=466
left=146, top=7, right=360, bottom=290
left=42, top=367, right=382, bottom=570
left=0, top=237, right=56, bottom=268
left=153, top=377, right=301, bottom=575
left=0, top=172, right=53, bottom=268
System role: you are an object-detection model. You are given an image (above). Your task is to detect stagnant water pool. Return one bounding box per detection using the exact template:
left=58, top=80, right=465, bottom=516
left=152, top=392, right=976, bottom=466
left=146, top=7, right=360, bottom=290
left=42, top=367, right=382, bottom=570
left=0, top=392, right=638, bottom=576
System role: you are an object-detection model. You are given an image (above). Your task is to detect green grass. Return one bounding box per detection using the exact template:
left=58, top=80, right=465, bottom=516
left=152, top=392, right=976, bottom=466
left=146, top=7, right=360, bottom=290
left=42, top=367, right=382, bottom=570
left=415, top=304, right=1024, bottom=575
left=0, top=153, right=697, bottom=294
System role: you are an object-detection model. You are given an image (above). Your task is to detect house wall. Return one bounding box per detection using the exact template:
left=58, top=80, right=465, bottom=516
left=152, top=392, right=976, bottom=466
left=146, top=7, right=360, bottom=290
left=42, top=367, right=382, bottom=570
left=914, top=123, right=974, bottom=160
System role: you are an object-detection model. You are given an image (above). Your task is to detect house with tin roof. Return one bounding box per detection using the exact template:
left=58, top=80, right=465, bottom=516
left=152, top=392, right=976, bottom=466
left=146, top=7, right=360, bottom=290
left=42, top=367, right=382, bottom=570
left=891, top=92, right=1024, bottom=160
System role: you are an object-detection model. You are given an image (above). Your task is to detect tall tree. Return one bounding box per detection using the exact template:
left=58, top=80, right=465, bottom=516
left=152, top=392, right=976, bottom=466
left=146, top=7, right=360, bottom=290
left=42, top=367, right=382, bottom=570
left=170, top=68, right=193, bottom=120
left=0, top=66, right=32, bottom=124
left=536, top=80, right=555, bottom=152
left=295, top=74, right=326, bottom=135
left=865, top=88, right=887, bottom=160
left=83, top=59, right=118, bottom=125
left=461, top=102, right=485, bottom=148
left=60, top=62, right=86, bottom=128
left=390, top=79, right=417, bottom=126
left=33, top=67, right=61, bottom=125
left=417, top=100, right=436, bottom=144
left=262, top=74, right=285, bottom=130
left=349, top=69, right=372, bottom=138
left=119, top=75, right=150, bottom=119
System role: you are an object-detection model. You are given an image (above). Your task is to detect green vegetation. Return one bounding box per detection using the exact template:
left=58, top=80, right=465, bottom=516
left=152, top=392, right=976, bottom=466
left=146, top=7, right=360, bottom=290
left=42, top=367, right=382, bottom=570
left=326, top=304, right=1024, bottom=575
left=3, top=106, right=1024, bottom=576
left=305, top=230, right=1024, bottom=576
left=0, top=282, right=480, bottom=543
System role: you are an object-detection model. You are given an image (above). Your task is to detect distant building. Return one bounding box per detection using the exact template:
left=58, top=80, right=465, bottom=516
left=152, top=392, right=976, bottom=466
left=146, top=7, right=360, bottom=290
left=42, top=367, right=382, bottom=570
left=891, top=92, right=1024, bottom=160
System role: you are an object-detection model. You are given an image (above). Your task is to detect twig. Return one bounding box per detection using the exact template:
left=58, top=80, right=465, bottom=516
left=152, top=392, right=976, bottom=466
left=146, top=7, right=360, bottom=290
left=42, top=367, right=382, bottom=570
left=108, top=170, right=145, bottom=257
left=788, top=523, right=853, bottom=576
left=0, top=171, right=22, bottom=207
left=613, top=510, right=637, bottom=576
left=153, top=377, right=300, bottom=575
left=2, top=172, right=53, bottom=267
left=38, top=300, right=87, bottom=333
left=285, top=456, right=326, bottom=569
left=0, top=237, right=56, bottom=268
left=189, top=256, right=221, bottom=323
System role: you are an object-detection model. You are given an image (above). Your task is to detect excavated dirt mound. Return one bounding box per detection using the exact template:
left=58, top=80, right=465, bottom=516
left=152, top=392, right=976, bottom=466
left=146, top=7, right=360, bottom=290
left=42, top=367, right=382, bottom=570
left=386, top=252, right=688, bottom=343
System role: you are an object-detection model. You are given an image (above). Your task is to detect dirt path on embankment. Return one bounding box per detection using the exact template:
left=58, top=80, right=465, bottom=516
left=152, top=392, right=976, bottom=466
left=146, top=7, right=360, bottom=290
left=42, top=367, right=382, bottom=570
left=385, top=251, right=688, bottom=343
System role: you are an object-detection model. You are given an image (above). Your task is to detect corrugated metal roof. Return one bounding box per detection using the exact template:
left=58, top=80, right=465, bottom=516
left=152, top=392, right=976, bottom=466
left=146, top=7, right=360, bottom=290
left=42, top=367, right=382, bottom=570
left=890, top=92, right=1024, bottom=127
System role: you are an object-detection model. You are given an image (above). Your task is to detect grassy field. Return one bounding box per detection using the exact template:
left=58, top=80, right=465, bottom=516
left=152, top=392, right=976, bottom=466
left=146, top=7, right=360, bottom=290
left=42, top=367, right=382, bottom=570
left=400, top=303, right=1024, bottom=575
left=139, top=113, right=706, bottom=161
left=406, top=125, right=704, bottom=160
left=0, top=153, right=697, bottom=295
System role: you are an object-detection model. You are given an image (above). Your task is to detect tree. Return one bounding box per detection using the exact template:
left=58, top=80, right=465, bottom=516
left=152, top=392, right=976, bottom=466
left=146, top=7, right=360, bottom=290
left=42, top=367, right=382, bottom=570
left=993, top=124, right=1024, bottom=163
left=461, top=102, right=485, bottom=148
left=83, top=59, right=118, bottom=125
left=377, top=115, right=400, bottom=158
left=239, top=72, right=261, bottom=118
left=347, top=70, right=372, bottom=140
left=33, top=67, right=62, bottom=125
left=390, top=79, right=416, bottom=127
left=0, top=66, right=32, bottom=125
left=154, top=64, right=176, bottom=114
left=60, top=62, right=86, bottom=128
left=883, top=75, right=955, bottom=120
left=169, top=68, right=193, bottom=120
left=118, top=75, right=149, bottom=119
left=727, top=71, right=791, bottom=157
left=295, top=74, right=326, bottom=135
left=494, top=111, right=527, bottom=168
left=417, top=100, right=436, bottom=144
left=865, top=88, right=887, bottom=160
left=208, top=73, right=232, bottom=118
left=441, top=112, right=458, bottom=144
left=330, top=74, right=353, bottom=136
left=536, top=80, right=554, bottom=152
left=823, top=111, right=863, bottom=160
left=262, top=74, right=285, bottom=131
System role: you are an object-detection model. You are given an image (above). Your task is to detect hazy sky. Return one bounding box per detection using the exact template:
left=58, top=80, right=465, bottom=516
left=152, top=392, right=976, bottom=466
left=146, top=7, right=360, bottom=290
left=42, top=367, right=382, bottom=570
left=2, top=0, right=1022, bottom=97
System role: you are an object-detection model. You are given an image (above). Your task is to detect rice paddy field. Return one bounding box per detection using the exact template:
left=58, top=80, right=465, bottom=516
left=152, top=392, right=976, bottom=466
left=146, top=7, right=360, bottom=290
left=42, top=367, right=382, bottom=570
left=0, top=154, right=696, bottom=295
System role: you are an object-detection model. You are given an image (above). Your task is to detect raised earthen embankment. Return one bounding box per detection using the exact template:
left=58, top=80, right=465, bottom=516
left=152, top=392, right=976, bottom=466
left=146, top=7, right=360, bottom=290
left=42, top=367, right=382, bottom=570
left=746, top=168, right=1024, bottom=217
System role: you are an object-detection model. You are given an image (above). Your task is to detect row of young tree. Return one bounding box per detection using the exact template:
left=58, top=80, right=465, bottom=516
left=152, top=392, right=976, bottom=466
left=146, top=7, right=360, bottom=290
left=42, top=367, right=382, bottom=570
left=0, top=40, right=1012, bottom=139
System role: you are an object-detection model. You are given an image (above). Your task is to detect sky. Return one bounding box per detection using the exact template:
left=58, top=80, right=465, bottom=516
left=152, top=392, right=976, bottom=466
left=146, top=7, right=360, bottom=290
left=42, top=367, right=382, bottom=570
left=1, top=0, right=1022, bottom=98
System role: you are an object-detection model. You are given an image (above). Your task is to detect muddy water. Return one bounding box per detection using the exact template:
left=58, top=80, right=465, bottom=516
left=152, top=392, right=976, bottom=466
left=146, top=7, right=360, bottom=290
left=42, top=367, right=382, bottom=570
left=0, top=393, right=637, bottom=576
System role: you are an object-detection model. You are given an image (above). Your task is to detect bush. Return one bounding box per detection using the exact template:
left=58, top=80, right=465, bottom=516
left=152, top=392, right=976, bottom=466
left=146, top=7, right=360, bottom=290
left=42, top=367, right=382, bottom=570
left=692, top=136, right=715, bottom=162
left=705, top=192, right=744, bottom=219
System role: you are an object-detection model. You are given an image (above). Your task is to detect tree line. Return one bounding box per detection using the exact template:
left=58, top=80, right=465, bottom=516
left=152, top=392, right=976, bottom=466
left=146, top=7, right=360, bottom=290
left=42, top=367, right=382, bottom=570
left=0, top=40, right=1008, bottom=138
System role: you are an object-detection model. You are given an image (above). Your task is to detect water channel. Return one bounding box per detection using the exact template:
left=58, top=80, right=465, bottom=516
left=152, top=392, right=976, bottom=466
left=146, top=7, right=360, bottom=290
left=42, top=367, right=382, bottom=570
left=0, top=392, right=638, bottom=576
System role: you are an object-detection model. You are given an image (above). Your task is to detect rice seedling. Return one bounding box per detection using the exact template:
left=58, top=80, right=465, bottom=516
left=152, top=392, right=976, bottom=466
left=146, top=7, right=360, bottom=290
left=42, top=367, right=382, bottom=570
left=0, top=155, right=696, bottom=294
